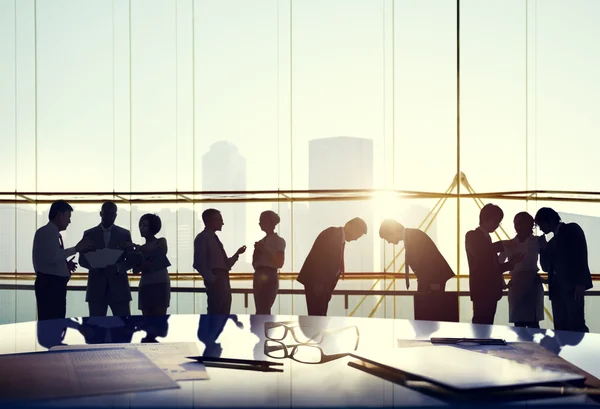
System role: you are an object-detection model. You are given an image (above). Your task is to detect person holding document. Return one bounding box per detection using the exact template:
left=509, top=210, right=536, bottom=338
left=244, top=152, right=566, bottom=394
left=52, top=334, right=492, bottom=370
left=498, top=212, right=544, bottom=329
left=32, top=200, right=92, bottom=320
left=79, top=202, right=134, bottom=317
left=126, top=214, right=171, bottom=317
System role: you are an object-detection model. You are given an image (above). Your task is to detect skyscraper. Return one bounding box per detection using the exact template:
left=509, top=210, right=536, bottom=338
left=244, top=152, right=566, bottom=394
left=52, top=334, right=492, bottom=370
left=308, top=137, right=374, bottom=273
left=202, top=141, right=248, bottom=269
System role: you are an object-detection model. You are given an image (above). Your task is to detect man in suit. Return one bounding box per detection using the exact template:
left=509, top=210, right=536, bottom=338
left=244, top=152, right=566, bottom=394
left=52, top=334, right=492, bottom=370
left=535, top=207, right=592, bottom=332
left=297, top=217, right=367, bottom=316
left=79, top=202, right=133, bottom=317
left=378, top=219, right=455, bottom=292
left=465, top=204, right=520, bottom=325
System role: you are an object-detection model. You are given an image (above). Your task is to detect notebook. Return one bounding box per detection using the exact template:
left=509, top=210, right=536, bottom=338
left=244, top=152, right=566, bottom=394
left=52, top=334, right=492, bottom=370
left=351, top=345, right=585, bottom=392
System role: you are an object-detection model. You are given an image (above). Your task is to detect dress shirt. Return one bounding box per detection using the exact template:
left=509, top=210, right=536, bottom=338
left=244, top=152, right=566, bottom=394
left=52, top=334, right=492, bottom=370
left=100, top=224, right=112, bottom=247
left=193, top=228, right=238, bottom=278
left=32, top=222, right=77, bottom=277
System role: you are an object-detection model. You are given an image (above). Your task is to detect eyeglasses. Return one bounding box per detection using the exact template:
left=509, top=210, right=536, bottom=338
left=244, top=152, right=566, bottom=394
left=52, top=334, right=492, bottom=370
left=264, top=340, right=352, bottom=365
left=265, top=322, right=360, bottom=348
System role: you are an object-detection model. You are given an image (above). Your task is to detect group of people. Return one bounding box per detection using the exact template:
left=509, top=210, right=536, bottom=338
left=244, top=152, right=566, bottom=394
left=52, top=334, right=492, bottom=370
left=466, top=204, right=592, bottom=332
left=32, top=200, right=592, bottom=334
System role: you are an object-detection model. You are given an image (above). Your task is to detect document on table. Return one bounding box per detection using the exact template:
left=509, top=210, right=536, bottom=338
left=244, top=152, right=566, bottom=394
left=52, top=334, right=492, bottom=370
left=0, top=348, right=179, bottom=402
left=53, top=342, right=208, bottom=381
left=84, top=248, right=124, bottom=269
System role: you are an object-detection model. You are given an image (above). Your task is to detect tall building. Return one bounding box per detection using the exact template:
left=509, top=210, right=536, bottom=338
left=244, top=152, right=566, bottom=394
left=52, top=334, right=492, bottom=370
left=202, top=141, right=248, bottom=268
left=308, top=137, right=374, bottom=273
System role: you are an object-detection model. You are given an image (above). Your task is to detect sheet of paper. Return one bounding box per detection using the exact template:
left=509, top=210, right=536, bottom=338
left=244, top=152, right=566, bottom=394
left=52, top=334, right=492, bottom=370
left=84, top=248, right=124, bottom=269
left=0, top=348, right=179, bottom=402
left=53, top=342, right=208, bottom=381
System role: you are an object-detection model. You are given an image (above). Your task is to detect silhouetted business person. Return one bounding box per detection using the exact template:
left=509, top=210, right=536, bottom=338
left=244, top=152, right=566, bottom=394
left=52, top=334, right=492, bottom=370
left=194, top=209, right=246, bottom=315
left=535, top=207, right=592, bottom=332
left=297, top=217, right=367, bottom=316
left=32, top=200, right=91, bottom=320
left=378, top=219, right=455, bottom=291
left=252, top=211, right=286, bottom=315
left=465, top=204, right=520, bottom=325
left=79, top=202, right=133, bottom=317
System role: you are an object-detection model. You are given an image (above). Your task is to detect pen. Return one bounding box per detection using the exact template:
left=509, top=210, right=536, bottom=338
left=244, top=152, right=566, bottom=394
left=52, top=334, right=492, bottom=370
left=186, top=356, right=283, bottom=367
left=430, top=337, right=507, bottom=345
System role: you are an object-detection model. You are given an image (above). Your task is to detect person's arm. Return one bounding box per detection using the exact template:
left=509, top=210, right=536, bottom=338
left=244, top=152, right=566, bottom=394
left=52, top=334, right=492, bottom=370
left=78, top=231, right=92, bottom=270
left=466, top=231, right=515, bottom=274
left=193, top=234, right=214, bottom=281
left=538, top=235, right=552, bottom=273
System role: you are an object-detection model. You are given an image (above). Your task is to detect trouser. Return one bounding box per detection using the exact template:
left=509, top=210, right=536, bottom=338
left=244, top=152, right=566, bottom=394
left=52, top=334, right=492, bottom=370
left=88, top=301, right=131, bottom=317
left=35, top=273, right=70, bottom=321
left=205, top=269, right=232, bottom=315
left=472, top=299, right=498, bottom=325
left=551, top=291, right=588, bottom=333
left=253, top=267, right=279, bottom=315
left=305, top=281, right=335, bottom=316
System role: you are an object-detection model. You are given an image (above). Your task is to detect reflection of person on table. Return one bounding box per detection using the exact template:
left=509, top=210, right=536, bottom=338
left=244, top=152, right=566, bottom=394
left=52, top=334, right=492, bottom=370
left=252, top=211, right=286, bottom=315
left=125, top=214, right=171, bottom=317
left=499, top=212, right=544, bottom=329
left=198, top=314, right=243, bottom=357
left=78, top=202, right=134, bottom=317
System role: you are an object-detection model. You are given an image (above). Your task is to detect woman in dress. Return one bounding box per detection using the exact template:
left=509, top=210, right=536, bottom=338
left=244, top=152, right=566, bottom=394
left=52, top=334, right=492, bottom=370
left=132, top=214, right=171, bottom=317
left=501, top=212, right=545, bottom=328
left=252, top=211, right=286, bottom=315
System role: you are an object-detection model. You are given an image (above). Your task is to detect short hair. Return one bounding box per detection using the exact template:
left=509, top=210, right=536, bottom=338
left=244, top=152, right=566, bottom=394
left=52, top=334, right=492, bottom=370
left=514, top=211, right=534, bottom=224
left=260, top=210, right=281, bottom=226
left=202, top=208, right=221, bottom=225
left=479, top=203, right=504, bottom=224
left=346, top=217, right=367, bottom=234
left=379, top=219, right=399, bottom=238
left=101, top=201, right=117, bottom=212
left=48, top=200, right=73, bottom=221
left=140, top=213, right=162, bottom=235
left=534, top=207, right=561, bottom=225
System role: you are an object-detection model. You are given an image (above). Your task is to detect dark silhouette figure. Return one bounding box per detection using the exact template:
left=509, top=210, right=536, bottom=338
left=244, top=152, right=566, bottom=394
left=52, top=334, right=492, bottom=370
left=297, top=218, right=367, bottom=316
left=32, top=200, right=92, bottom=320
left=535, top=207, right=592, bottom=333
left=501, top=212, right=544, bottom=329
left=379, top=219, right=457, bottom=322
left=252, top=211, right=286, bottom=315
left=78, top=202, right=134, bottom=317
left=197, top=314, right=243, bottom=358
left=193, top=209, right=246, bottom=315
left=126, top=214, right=171, bottom=317
left=465, top=204, right=521, bottom=325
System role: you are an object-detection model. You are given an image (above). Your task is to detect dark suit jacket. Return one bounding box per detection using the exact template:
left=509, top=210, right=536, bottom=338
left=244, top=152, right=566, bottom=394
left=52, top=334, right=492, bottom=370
left=540, top=222, right=592, bottom=299
left=296, top=227, right=344, bottom=291
left=79, top=225, right=133, bottom=303
left=465, top=228, right=505, bottom=302
left=405, top=228, right=455, bottom=287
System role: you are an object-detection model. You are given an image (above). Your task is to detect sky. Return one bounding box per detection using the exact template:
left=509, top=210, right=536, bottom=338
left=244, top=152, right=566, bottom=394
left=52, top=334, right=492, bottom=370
left=1, top=0, right=600, bottom=275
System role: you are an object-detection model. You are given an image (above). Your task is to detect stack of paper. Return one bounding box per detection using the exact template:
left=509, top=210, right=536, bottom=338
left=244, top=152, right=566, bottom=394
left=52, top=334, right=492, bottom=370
left=84, top=248, right=124, bottom=269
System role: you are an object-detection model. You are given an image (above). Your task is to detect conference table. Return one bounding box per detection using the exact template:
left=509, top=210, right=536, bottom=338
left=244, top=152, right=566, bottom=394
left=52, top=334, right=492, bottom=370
left=1, top=314, right=599, bottom=407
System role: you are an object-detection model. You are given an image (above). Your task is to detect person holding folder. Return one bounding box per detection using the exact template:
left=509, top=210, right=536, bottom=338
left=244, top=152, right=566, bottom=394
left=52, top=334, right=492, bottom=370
left=78, top=202, right=134, bottom=317
left=465, top=204, right=521, bottom=325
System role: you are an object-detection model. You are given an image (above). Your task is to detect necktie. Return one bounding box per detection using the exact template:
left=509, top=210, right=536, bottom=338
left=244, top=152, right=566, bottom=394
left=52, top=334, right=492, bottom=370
left=215, top=235, right=229, bottom=268
left=405, top=256, right=410, bottom=290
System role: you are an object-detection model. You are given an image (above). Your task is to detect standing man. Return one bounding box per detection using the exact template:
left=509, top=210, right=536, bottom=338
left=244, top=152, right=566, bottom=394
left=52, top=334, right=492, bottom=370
left=378, top=219, right=455, bottom=292
left=297, top=217, right=367, bottom=316
left=535, top=207, right=592, bottom=332
left=193, top=208, right=246, bottom=315
left=78, top=202, right=134, bottom=317
left=32, top=200, right=92, bottom=320
left=465, top=204, right=520, bottom=325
